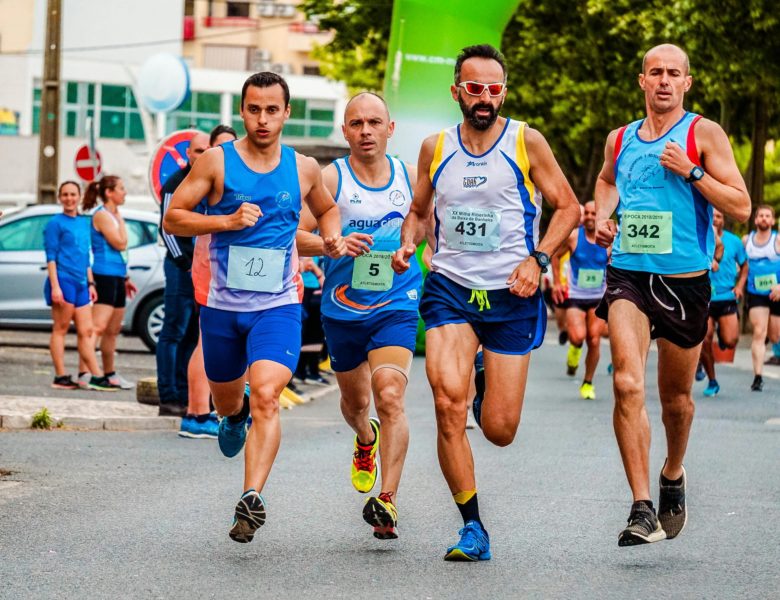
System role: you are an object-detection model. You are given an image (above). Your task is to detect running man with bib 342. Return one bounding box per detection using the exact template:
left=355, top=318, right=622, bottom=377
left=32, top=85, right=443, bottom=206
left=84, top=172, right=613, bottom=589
left=594, top=44, right=750, bottom=547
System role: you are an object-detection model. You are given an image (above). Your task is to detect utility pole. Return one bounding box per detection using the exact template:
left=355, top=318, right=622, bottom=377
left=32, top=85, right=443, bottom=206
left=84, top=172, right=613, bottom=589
left=36, top=0, right=62, bottom=204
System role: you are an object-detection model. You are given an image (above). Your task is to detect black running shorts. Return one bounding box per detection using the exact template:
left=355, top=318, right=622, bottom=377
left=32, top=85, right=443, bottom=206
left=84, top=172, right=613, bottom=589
left=746, top=293, right=780, bottom=316
left=595, top=266, right=710, bottom=348
left=708, top=299, right=738, bottom=320
left=94, top=274, right=127, bottom=308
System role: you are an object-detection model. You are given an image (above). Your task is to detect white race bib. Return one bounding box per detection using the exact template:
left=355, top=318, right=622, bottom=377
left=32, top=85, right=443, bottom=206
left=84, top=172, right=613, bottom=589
left=226, top=246, right=286, bottom=293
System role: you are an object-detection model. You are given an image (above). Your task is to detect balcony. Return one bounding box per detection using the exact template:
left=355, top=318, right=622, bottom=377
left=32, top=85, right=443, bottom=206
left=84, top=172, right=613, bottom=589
left=202, top=16, right=258, bottom=28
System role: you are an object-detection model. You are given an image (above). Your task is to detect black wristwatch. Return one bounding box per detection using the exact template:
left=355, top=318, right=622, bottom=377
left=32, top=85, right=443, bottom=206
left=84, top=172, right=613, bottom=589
left=531, top=251, right=550, bottom=273
left=685, top=165, right=705, bottom=183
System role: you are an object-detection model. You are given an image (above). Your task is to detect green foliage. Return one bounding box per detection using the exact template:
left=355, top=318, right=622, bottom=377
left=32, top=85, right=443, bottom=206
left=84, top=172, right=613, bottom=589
left=30, top=407, right=53, bottom=430
left=300, top=0, right=392, bottom=93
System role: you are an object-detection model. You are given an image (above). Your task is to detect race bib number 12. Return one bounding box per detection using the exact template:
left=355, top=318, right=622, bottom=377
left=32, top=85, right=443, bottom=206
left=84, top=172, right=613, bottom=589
left=226, top=246, right=285, bottom=293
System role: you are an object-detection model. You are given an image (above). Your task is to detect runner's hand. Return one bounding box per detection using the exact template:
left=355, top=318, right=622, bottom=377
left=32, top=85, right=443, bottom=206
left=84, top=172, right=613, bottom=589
left=660, top=141, right=695, bottom=178
left=230, top=202, right=262, bottom=230
left=770, top=285, right=780, bottom=302
left=552, top=283, right=568, bottom=305
left=734, top=286, right=744, bottom=301
left=51, top=287, right=64, bottom=305
left=392, top=244, right=416, bottom=274
left=89, top=286, right=98, bottom=303
left=596, top=219, right=617, bottom=248
left=344, top=232, right=373, bottom=257
left=125, top=278, right=138, bottom=299
left=507, top=259, right=540, bottom=298
left=323, top=234, right=346, bottom=258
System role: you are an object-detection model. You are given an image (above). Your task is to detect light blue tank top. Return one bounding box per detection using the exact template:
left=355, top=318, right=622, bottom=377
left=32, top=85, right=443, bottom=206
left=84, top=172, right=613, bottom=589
left=612, top=112, right=713, bottom=274
left=745, top=231, right=780, bottom=296
left=568, top=226, right=608, bottom=300
left=321, top=155, right=421, bottom=321
left=204, top=141, right=302, bottom=312
left=91, top=206, right=127, bottom=277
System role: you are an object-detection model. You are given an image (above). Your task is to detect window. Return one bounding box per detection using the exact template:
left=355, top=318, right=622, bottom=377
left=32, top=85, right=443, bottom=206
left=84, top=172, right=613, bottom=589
left=231, top=94, right=335, bottom=139
left=126, top=219, right=157, bottom=249
left=167, top=92, right=222, bottom=134
left=226, top=1, right=250, bottom=17
left=99, top=84, right=143, bottom=140
left=32, top=82, right=96, bottom=137
left=0, top=215, right=53, bottom=251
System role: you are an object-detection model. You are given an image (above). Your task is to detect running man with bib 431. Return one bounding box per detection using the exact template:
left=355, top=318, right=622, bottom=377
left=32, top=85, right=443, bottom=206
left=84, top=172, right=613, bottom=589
left=164, top=72, right=346, bottom=544
left=594, top=44, right=750, bottom=547
left=393, top=44, right=580, bottom=561
left=298, top=92, right=422, bottom=541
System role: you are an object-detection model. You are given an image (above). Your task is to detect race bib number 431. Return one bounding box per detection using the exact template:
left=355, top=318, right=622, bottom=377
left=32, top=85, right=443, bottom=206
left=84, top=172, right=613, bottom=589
left=444, top=206, right=501, bottom=252
left=620, top=210, right=673, bottom=254
left=226, top=246, right=285, bottom=293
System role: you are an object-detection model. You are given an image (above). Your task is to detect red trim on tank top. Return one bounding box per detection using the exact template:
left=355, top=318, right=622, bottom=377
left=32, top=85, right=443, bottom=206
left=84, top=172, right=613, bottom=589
left=613, top=125, right=627, bottom=167
left=686, top=114, right=703, bottom=166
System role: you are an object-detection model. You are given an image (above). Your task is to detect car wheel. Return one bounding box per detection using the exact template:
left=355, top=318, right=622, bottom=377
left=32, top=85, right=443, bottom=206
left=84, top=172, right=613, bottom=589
left=136, top=294, right=164, bottom=352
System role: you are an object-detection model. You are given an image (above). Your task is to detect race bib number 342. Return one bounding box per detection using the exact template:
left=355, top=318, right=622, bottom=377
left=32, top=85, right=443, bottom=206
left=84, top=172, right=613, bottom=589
left=620, top=210, right=673, bottom=254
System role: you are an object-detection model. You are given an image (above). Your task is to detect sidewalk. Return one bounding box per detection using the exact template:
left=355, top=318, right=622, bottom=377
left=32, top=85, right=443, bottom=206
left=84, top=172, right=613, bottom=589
left=0, top=383, right=339, bottom=431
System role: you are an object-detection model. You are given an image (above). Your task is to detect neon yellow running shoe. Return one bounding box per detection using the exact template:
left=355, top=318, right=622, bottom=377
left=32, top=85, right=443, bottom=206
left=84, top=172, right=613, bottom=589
left=363, top=492, right=398, bottom=539
left=580, top=381, right=596, bottom=400
left=351, top=417, right=380, bottom=493
left=566, top=344, right=583, bottom=376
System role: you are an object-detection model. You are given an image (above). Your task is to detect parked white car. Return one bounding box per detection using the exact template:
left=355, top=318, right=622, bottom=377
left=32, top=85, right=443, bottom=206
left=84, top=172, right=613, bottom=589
left=0, top=204, right=166, bottom=351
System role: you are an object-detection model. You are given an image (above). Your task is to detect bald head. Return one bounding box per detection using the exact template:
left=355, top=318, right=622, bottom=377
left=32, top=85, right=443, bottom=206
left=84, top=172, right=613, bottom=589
left=344, top=92, right=389, bottom=122
left=186, top=132, right=210, bottom=166
left=642, top=44, right=689, bottom=75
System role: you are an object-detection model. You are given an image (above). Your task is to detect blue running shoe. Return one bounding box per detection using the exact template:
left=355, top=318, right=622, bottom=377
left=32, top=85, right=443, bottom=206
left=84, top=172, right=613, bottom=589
left=472, top=352, right=485, bottom=429
left=695, top=363, right=706, bottom=382
left=218, top=384, right=250, bottom=457
left=607, top=363, right=614, bottom=375
left=178, top=415, right=219, bottom=439
left=229, top=489, right=266, bottom=543
left=444, top=520, right=491, bottom=561
left=703, top=379, right=720, bottom=397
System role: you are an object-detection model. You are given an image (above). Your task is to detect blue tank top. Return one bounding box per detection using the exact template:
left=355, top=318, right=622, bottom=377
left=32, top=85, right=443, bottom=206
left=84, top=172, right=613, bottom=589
left=745, top=231, right=780, bottom=296
left=43, top=213, right=92, bottom=285
left=612, top=112, right=713, bottom=274
left=91, top=206, right=127, bottom=277
left=568, top=226, right=609, bottom=300
left=321, top=155, right=421, bottom=321
left=204, top=141, right=302, bottom=312
left=710, top=230, right=746, bottom=302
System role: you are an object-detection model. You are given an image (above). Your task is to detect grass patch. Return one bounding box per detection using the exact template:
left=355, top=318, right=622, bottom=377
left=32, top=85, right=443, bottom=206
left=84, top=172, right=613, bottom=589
left=30, top=407, right=54, bottom=430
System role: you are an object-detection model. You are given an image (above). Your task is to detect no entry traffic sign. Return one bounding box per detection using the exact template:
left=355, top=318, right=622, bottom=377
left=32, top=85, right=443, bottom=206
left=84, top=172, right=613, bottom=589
left=148, top=129, right=199, bottom=204
left=74, top=144, right=102, bottom=182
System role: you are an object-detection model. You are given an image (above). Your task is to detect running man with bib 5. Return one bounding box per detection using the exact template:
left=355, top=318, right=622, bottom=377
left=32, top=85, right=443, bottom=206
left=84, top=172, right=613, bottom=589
left=164, top=72, right=346, bottom=544
left=594, top=44, right=750, bottom=547
left=298, top=92, right=422, bottom=541
left=393, top=44, right=580, bottom=561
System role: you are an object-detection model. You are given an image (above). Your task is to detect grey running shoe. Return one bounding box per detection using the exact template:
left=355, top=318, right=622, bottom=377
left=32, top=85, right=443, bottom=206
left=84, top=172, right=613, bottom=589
left=658, top=465, right=687, bottom=539
left=107, top=372, right=134, bottom=390
left=618, top=500, right=666, bottom=547
left=229, top=490, right=266, bottom=543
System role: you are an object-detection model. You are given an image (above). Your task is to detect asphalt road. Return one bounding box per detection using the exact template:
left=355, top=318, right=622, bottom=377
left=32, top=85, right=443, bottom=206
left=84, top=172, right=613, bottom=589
left=0, top=330, right=778, bottom=599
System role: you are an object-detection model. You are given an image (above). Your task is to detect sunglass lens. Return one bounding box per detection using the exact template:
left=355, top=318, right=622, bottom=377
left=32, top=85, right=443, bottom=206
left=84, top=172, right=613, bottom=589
left=487, top=84, right=504, bottom=96
left=464, top=82, right=485, bottom=96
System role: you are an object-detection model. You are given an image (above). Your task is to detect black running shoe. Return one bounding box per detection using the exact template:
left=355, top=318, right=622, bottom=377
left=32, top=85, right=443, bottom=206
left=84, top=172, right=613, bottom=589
left=658, top=465, right=687, bottom=539
left=88, top=375, right=119, bottom=392
left=618, top=500, right=666, bottom=547
left=751, top=375, right=763, bottom=392
left=229, top=490, right=266, bottom=543
left=558, top=331, right=568, bottom=345
left=363, top=493, right=398, bottom=540
left=51, top=375, right=78, bottom=390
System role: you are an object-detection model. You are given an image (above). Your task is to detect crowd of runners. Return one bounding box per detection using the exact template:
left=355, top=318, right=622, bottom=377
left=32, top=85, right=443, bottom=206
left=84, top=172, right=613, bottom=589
left=42, top=40, right=776, bottom=560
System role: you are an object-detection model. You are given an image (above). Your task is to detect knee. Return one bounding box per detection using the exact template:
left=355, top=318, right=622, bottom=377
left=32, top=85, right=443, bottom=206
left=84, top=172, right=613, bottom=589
left=482, top=417, right=518, bottom=447
left=249, top=384, right=280, bottom=419
left=587, top=334, right=601, bottom=350
left=661, top=393, right=695, bottom=422
left=77, top=326, right=94, bottom=340
left=613, top=369, right=644, bottom=402
left=340, top=394, right=370, bottom=418
left=568, top=330, right=585, bottom=346
left=433, top=390, right=467, bottom=437
left=374, top=382, right=405, bottom=421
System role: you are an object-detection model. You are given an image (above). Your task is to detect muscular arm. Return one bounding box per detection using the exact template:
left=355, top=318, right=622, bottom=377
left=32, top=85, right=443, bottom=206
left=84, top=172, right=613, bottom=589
left=393, top=137, right=436, bottom=272
left=164, top=150, right=253, bottom=236
left=594, top=129, right=621, bottom=249
left=505, top=127, right=580, bottom=296
left=299, top=156, right=345, bottom=257
left=92, top=210, right=128, bottom=251
left=662, top=119, right=751, bottom=223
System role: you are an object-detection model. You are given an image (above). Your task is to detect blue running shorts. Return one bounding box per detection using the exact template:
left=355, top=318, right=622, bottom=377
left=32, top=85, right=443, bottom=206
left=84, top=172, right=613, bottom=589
left=200, top=303, right=302, bottom=382
left=322, top=310, right=418, bottom=372
left=419, top=272, right=546, bottom=355
left=44, top=276, right=90, bottom=308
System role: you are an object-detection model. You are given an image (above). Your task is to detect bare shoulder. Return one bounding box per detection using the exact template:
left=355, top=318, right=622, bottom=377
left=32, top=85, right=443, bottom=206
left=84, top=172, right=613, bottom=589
left=295, top=152, right=321, bottom=180
left=321, top=162, right=339, bottom=195
left=192, top=146, right=223, bottom=177
left=693, top=117, right=729, bottom=145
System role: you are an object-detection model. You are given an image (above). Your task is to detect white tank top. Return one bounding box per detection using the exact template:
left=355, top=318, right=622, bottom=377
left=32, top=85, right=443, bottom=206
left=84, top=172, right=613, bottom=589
left=429, top=119, right=542, bottom=290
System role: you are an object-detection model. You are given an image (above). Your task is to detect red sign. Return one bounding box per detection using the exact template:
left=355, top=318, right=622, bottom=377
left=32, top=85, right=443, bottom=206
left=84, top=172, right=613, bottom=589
left=74, top=144, right=102, bottom=182
left=148, top=129, right=199, bottom=204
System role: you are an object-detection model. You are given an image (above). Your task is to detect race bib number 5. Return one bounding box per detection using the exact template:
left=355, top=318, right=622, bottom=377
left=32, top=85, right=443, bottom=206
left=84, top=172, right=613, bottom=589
left=226, top=246, right=285, bottom=293
left=352, top=251, right=393, bottom=291
left=445, top=206, right=501, bottom=252
left=620, top=210, right=673, bottom=254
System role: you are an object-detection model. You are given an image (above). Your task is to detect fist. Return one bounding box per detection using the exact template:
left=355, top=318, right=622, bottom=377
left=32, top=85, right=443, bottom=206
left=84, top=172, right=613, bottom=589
left=323, top=234, right=347, bottom=258
left=392, top=245, right=416, bottom=274
left=231, top=202, right=262, bottom=230
left=596, top=219, right=617, bottom=248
